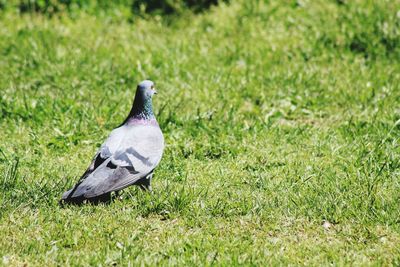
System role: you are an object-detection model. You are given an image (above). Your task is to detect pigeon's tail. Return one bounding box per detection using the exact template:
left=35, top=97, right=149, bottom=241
left=59, top=188, right=84, bottom=205
left=61, top=189, right=73, bottom=200
left=59, top=189, right=111, bottom=206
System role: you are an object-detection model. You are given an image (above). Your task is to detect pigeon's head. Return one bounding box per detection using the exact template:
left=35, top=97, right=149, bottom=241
left=137, top=80, right=157, bottom=99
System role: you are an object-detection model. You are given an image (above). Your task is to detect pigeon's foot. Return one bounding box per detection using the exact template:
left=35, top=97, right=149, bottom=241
left=139, top=184, right=152, bottom=192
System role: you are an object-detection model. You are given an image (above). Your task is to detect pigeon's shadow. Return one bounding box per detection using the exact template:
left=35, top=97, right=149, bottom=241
left=59, top=192, right=117, bottom=207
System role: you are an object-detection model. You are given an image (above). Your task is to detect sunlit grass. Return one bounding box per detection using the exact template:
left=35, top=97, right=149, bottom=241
left=0, top=0, right=400, bottom=265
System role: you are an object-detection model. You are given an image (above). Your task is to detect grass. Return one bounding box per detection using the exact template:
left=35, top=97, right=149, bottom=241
left=1, top=0, right=400, bottom=265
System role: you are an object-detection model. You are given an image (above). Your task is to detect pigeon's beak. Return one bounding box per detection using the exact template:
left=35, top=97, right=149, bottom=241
left=153, top=89, right=158, bottom=95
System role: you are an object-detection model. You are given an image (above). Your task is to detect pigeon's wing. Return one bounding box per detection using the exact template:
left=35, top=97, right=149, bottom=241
left=63, top=124, right=164, bottom=200
left=74, top=151, right=107, bottom=184
left=61, top=126, right=125, bottom=200
left=72, top=124, right=128, bottom=182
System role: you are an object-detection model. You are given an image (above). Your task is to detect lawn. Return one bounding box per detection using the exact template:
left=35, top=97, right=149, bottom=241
left=0, top=0, right=400, bottom=265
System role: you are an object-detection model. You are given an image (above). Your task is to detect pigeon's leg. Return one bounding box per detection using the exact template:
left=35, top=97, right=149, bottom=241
left=138, top=172, right=153, bottom=191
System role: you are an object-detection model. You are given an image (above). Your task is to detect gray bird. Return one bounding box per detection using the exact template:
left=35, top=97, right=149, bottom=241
left=61, top=80, right=164, bottom=204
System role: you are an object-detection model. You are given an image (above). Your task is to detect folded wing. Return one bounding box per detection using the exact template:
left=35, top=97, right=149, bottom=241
left=61, top=124, right=164, bottom=201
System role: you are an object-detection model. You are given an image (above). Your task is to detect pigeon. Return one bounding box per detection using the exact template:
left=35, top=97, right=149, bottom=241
left=60, top=80, right=164, bottom=204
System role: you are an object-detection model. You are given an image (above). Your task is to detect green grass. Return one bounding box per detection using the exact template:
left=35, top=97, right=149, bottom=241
left=1, top=0, right=400, bottom=265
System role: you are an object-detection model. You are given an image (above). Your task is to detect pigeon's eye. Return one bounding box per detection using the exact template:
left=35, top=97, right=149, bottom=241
left=151, top=85, right=154, bottom=90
